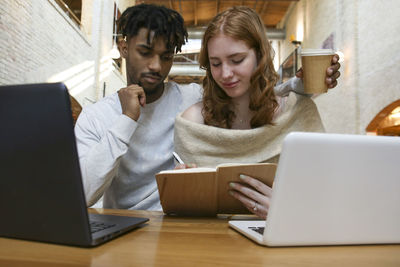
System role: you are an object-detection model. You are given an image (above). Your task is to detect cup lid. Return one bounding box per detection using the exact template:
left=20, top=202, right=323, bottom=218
left=300, top=49, right=335, bottom=56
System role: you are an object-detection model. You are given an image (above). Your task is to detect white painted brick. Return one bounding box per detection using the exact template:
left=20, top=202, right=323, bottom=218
left=0, top=0, right=125, bottom=104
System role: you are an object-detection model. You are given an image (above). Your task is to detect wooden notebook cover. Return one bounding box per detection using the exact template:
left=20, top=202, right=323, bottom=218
left=216, top=163, right=277, bottom=214
left=156, top=171, right=218, bottom=216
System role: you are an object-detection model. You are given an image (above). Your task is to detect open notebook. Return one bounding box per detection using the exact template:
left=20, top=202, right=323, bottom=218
left=229, top=132, right=400, bottom=246
left=156, top=163, right=277, bottom=216
left=0, top=83, right=148, bottom=247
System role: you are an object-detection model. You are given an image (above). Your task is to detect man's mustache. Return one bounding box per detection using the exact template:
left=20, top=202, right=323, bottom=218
left=141, top=72, right=162, bottom=79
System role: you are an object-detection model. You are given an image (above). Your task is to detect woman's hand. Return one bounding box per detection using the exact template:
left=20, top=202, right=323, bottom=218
left=296, top=53, right=341, bottom=89
left=229, top=174, right=272, bottom=219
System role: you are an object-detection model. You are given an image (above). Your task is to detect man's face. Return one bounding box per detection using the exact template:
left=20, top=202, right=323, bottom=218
left=121, top=28, right=174, bottom=94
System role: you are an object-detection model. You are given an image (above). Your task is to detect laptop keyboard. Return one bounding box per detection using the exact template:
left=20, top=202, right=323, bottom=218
left=249, top=226, right=265, bottom=235
left=90, top=221, right=116, bottom=234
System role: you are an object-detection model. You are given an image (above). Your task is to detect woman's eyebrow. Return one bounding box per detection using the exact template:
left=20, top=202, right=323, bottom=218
left=209, top=52, right=247, bottom=60
left=227, top=52, right=247, bottom=58
left=209, top=56, right=220, bottom=60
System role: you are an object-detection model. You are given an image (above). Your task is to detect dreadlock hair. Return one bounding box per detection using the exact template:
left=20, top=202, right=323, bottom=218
left=199, top=6, right=279, bottom=129
left=118, top=4, right=188, bottom=53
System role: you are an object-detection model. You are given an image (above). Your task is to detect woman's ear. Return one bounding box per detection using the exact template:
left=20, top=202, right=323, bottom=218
left=119, top=37, right=128, bottom=58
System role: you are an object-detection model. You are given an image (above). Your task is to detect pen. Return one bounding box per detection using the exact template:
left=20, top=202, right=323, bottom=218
left=172, top=151, right=185, bottom=164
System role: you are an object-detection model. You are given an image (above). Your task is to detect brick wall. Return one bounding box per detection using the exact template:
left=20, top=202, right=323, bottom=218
left=0, top=0, right=126, bottom=106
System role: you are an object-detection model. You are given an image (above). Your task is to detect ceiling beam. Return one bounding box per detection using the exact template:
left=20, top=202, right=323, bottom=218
left=187, top=27, right=285, bottom=40
left=178, top=0, right=182, bottom=15
left=253, top=0, right=259, bottom=10
left=260, top=1, right=269, bottom=17
left=194, top=0, right=198, bottom=26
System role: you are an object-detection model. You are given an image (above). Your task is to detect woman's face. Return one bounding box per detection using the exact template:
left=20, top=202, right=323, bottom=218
left=207, top=33, right=258, bottom=99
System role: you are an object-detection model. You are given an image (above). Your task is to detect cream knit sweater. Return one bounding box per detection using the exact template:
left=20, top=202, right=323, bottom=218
left=174, top=93, right=325, bottom=167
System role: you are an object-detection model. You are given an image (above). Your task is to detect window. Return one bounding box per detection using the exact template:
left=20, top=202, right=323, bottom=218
left=278, top=47, right=300, bottom=84
left=112, top=3, right=122, bottom=70
left=54, top=0, right=82, bottom=26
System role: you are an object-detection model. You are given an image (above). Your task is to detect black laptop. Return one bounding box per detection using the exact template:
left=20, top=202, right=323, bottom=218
left=0, top=83, right=148, bottom=247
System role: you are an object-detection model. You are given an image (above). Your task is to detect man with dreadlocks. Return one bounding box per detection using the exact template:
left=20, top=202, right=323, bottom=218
left=75, top=4, right=201, bottom=210
left=74, top=4, right=340, bottom=211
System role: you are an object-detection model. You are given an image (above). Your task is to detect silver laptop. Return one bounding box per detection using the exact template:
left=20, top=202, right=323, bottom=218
left=0, top=83, right=148, bottom=247
left=229, top=132, right=400, bottom=246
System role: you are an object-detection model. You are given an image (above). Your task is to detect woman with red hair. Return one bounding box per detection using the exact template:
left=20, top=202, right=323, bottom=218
left=174, top=6, right=339, bottom=218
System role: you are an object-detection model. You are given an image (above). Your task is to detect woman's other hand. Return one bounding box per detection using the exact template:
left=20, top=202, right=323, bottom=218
left=229, top=174, right=272, bottom=219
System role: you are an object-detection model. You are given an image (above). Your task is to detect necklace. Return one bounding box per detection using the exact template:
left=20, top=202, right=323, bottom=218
left=237, top=117, right=248, bottom=124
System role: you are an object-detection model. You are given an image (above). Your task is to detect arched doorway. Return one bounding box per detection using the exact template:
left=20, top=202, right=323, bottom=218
left=366, top=99, right=400, bottom=136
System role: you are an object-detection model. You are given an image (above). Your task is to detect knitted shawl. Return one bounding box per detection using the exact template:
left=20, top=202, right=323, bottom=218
left=174, top=93, right=325, bottom=167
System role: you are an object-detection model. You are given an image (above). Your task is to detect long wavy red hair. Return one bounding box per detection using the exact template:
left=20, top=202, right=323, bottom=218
left=199, top=6, right=279, bottom=129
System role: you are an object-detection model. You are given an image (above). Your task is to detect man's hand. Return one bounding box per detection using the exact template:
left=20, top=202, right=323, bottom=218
left=118, top=84, right=146, bottom=121
left=296, top=54, right=341, bottom=89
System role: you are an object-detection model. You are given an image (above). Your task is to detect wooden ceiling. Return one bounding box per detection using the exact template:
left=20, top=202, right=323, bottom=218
left=135, top=0, right=298, bottom=28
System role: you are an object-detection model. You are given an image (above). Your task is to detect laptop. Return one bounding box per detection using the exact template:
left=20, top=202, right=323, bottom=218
left=0, top=83, right=148, bottom=247
left=229, top=131, right=400, bottom=246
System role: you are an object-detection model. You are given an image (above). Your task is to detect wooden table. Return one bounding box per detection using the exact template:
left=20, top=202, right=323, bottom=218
left=0, top=208, right=399, bottom=266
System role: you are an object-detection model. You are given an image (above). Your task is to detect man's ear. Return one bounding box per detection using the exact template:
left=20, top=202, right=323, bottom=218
left=119, top=37, right=128, bottom=58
